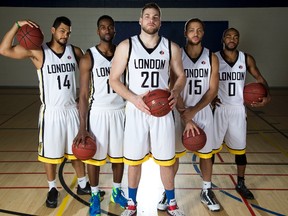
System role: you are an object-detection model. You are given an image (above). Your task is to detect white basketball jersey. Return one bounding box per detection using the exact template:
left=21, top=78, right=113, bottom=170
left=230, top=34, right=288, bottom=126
left=181, top=47, right=212, bottom=106
left=37, top=43, right=77, bottom=107
left=127, top=35, right=171, bottom=94
left=88, top=46, right=125, bottom=109
left=215, top=51, right=247, bottom=106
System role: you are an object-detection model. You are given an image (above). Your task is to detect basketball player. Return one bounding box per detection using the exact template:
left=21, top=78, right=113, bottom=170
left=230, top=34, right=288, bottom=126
left=213, top=28, right=271, bottom=200
left=109, top=3, right=186, bottom=216
left=0, top=17, right=94, bottom=208
left=73, top=15, right=127, bottom=216
left=173, top=18, right=221, bottom=212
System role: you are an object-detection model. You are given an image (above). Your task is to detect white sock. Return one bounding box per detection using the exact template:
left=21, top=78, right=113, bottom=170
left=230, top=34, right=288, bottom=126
left=202, top=181, right=211, bottom=190
left=113, top=182, right=121, bottom=189
left=48, top=179, right=57, bottom=191
left=91, top=186, right=99, bottom=195
left=78, top=176, right=87, bottom=188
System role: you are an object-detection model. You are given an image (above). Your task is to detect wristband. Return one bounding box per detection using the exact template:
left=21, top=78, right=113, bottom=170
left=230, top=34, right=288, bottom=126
left=16, top=21, right=21, bottom=28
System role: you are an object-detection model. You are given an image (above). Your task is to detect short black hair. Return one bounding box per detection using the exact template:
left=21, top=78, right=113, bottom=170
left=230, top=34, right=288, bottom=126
left=222, top=28, right=240, bottom=39
left=184, top=18, right=205, bottom=32
left=52, top=16, right=71, bottom=29
left=97, top=15, right=115, bottom=28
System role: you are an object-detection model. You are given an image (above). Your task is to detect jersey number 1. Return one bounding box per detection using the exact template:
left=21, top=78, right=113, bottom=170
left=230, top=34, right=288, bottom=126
left=57, top=75, right=71, bottom=90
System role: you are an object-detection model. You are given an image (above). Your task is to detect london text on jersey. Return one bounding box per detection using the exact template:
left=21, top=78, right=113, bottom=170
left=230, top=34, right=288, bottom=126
left=219, top=72, right=245, bottom=81
left=47, top=63, right=76, bottom=74
left=184, top=68, right=209, bottom=78
left=134, top=59, right=165, bottom=69
left=95, top=67, right=110, bottom=77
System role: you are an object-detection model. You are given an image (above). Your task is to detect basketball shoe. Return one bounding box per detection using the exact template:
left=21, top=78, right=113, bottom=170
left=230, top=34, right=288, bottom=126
left=157, top=192, right=168, bottom=210
left=46, top=187, right=59, bottom=208
left=77, top=182, right=106, bottom=201
left=236, top=180, right=255, bottom=199
left=89, top=192, right=101, bottom=216
left=120, top=198, right=137, bottom=216
left=200, top=188, right=220, bottom=211
left=110, top=187, right=128, bottom=208
left=167, top=199, right=185, bottom=216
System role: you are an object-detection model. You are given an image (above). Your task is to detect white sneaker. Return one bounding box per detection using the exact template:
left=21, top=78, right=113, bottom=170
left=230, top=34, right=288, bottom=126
left=167, top=199, right=185, bottom=216
left=157, top=192, right=168, bottom=211
left=200, top=188, right=220, bottom=211
left=121, top=198, right=137, bottom=216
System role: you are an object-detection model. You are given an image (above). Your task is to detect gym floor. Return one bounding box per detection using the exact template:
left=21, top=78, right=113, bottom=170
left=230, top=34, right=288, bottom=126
left=0, top=87, right=287, bottom=216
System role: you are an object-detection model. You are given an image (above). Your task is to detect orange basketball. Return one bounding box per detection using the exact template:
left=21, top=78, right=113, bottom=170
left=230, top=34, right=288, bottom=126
left=72, top=137, right=97, bottom=160
left=143, top=89, right=171, bottom=117
left=243, top=82, right=267, bottom=105
left=16, top=24, right=44, bottom=49
left=182, top=127, right=207, bottom=151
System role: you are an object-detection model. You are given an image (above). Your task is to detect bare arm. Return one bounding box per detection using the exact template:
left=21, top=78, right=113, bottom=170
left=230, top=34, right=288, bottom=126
left=246, top=54, right=271, bottom=106
left=0, top=20, right=42, bottom=67
left=109, top=39, right=150, bottom=114
left=73, top=51, right=92, bottom=144
left=169, top=42, right=186, bottom=108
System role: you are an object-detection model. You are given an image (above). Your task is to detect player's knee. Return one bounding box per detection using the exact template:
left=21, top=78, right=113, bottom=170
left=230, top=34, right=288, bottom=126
left=235, top=154, right=247, bottom=165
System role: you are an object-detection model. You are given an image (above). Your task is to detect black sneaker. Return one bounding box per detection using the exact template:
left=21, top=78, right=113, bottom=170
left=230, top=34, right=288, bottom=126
left=200, top=188, right=220, bottom=212
left=77, top=182, right=106, bottom=200
left=236, top=182, right=255, bottom=199
left=77, top=182, right=91, bottom=195
left=157, top=192, right=168, bottom=211
left=46, top=187, right=59, bottom=208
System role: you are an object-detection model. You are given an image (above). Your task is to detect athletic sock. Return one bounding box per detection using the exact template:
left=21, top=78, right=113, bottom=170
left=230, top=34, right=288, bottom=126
left=128, top=187, right=138, bottom=204
left=165, top=189, right=175, bottom=204
left=78, top=176, right=87, bottom=188
left=48, top=179, right=57, bottom=191
left=202, top=181, right=212, bottom=190
left=113, top=182, right=121, bottom=189
left=91, top=186, right=99, bottom=195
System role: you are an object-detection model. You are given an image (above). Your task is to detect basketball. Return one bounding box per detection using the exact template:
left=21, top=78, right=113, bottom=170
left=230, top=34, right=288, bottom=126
left=72, top=137, right=97, bottom=160
left=243, top=82, right=267, bottom=105
left=143, top=89, right=171, bottom=117
left=182, top=127, right=207, bottom=151
left=16, top=24, right=44, bottom=50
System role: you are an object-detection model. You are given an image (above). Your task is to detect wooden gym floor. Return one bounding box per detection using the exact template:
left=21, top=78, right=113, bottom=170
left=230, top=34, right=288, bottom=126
left=0, top=87, right=287, bottom=216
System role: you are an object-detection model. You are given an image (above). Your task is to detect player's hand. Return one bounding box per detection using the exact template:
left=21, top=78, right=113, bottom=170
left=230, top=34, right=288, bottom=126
left=131, top=91, right=151, bottom=115
left=251, top=94, right=271, bottom=107
left=180, top=107, right=196, bottom=124
left=73, top=129, right=92, bottom=146
left=211, top=96, right=221, bottom=108
left=16, top=20, right=39, bottom=28
left=183, top=120, right=200, bottom=137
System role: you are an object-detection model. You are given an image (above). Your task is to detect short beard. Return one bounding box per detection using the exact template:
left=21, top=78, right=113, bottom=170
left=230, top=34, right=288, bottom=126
left=224, top=44, right=237, bottom=51
left=142, top=26, right=159, bottom=35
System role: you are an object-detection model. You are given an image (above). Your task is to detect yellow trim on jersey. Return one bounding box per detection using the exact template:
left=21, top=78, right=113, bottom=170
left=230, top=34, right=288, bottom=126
left=152, top=157, right=176, bottom=166
left=107, top=156, right=124, bottom=163
left=38, top=155, right=64, bottom=164
left=224, top=144, right=246, bottom=155
left=83, top=158, right=107, bottom=166
left=175, top=150, right=186, bottom=159
left=66, top=154, right=78, bottom=160
left=193, top=145, right=223, bottom=159
left=123, top=154, right=150, bottom=166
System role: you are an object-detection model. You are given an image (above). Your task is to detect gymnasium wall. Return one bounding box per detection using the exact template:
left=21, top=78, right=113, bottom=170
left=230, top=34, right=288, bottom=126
left=0, top=7, right=287, bottom=87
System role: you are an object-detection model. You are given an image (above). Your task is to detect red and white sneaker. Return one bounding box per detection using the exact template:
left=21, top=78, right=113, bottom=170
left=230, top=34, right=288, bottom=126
left=121, top=198, right=137, bottom=216
left=167, top=199, right=185, bottom=216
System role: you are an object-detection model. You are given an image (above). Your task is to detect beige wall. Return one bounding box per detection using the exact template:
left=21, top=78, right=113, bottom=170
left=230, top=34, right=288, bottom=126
left=0, top=7, right=287, bottom=87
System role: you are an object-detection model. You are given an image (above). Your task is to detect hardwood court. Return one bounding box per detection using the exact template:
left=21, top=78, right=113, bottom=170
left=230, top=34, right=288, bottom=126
left=0, top=87, right=287, bottom=216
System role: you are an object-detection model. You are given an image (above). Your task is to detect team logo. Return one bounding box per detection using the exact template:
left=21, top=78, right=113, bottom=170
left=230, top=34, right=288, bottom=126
left=68, top=55, right=72, bottom=59
left=159, top=50, right=164, bottom=55
left=239, top=65, right=243, bottom=69
left=201, top=61, right=206, bottom=65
